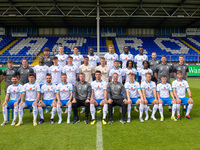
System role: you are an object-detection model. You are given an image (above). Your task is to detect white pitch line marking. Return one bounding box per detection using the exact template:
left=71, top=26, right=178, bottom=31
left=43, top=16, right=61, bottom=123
left=96, top=113, right=103, bottom=150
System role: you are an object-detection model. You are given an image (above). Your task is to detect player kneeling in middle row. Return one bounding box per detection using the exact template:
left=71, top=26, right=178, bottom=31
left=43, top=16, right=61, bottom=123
left=90, top=71, right=108, bottom=125
left=125, top=72, right=143, bottom=123
left=156, top=75, right=177, bottom=121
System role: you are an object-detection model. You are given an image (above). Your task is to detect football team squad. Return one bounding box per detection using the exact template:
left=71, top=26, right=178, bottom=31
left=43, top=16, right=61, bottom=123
left=0, top=45, right=194, bottom=126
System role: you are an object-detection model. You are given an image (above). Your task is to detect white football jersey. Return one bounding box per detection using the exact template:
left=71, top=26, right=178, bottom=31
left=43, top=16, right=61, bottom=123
left=172, top=79, right=189, bottom=98
left=104, top=53, right=118, bottom=69
left=33, top=65, right=50, bottom=85
left=141, top=81, right=156, bottom=98
left=124, top=81, right=140, bottom=98
left=55, top=54, right=68, bottom=67
left=49, top=65, right=62, bottom=85
left=88, top=54, right=100, bottom=68
left=139, top=68, right=153, bottom=82
left=120, top=53, right=134, bottom=69
left=7, top=84, right=23, bottom=100
left=70, top=54, right=84, bottom=67
left=157, top=83, right=172, bottom=98
left=62, top=65, right=79, bottom=86
left=79, top=64, right=95, bottom=83
left=123, top=68, right=137, bottom=83
left=95, top=65, right=110, bottom=82
left=23, top=82, right=41, bottom=101
left=134, top=54, right=148, bottom=71
left=91, top=80, right=107, bottom=100
left=109, top=68, right=125, bottom=83
left=56, top=82, right=73, bottom=100
left=41, top=83, right=57, bottom=100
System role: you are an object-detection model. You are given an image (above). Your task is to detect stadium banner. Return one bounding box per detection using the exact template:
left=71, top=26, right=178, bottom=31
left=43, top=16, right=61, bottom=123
left=12, top=33, right=27, bottom=37
left=188, top=65, right=200, bottom=76
left=186, top=28, right=200, bottom=35
left=172, top=33, right=186, bottom=37
left=0, top=27, right=5, bottom=35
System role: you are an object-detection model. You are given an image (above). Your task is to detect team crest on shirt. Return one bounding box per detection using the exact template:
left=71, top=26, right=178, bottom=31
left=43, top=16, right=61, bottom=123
left=166, top=66, right=168, bottom=69
left=178, top=67, right=181, bottom=70
left=150, top=62, right=153, bottom=65
left=156, top=61, right=159, bottom=64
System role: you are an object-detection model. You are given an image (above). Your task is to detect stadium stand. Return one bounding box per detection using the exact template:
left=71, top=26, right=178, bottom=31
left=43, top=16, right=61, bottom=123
left=1, top=36, right=200, bottom=64
left=113, top=37, right=199, bottom=62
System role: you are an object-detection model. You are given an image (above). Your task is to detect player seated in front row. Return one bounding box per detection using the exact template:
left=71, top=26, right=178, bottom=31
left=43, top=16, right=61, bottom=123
left=56, top=74, right=73, bottom=124
left=125, top=72, right=143, bottom=123
left=1, top=75, right=23, bottom=126
left=16, top=73, right=40, bottom=126
left=156, top=75, right=177, bottom=122
left=90, top=71, right=108, bottom=125
left=72, top=73, right=91, bottom=124
left=172, top=70, right=193, bottom=120
left=37, top=74, right=57, bottom=124
left=107, top=73, right=128, bottom=124
left=141, top=73, right=158, bottom=122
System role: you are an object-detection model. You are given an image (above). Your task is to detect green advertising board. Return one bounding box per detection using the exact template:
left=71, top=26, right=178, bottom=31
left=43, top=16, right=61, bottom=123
left=188, top=65, right=200, bottom=76
left=0, top=67, right=8, bottom=71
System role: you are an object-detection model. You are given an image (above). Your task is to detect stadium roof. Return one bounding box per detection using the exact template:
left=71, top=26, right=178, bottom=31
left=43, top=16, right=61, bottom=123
left=0, top=0, right=200, bottom=28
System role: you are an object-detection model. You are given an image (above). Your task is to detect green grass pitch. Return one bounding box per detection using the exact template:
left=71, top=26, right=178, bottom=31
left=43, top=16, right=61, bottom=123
left=0, top=78, right=200, bottom=150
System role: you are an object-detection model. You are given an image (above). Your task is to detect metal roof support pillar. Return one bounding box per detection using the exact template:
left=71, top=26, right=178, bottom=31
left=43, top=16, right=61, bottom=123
left=97, top=0, right=100, bottom=56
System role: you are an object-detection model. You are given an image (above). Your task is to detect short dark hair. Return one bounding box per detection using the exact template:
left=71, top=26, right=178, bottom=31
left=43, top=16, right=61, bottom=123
left=11, top=75, right=18, bottom=79
left=179, top=55, right=184, bottom=58
left=161, top=75, right=167, bottom=78
left=79, top=73, right=85, bottom=76
left=67, top=56, right=73, bottom=59
left=100, top=57, right=105, bottom=60
left=114, top=60, right=119, bottom=63
left=113, top=73, right=118, bottom=76
left=95, top=70, right=101, bottom=74
left=84, top=56, right=89, bottom=59
left=7, top=60, right=13, bottom=63
left=52, top=56, right=58, bottom=60
left=177, top=70, right=183, bottom=75
left=73, top=46, right=79, bottom=50
left=43, top=47, right=50, bottom=52
left=61, top=73, right=67, bottom=76
left=28, top=73, right=35, bottom=78
left=126, top=60, right=134, bottom=68
left=46, top=74, right=52, bottom=77
left=161, top=55, right=166, bottom=58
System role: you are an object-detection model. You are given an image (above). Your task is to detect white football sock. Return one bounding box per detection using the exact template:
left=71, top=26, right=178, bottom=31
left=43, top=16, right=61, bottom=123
left=144, top=105, right=148, bottom=116
left=151, top=104, right=158, bottom=117
left=158, top=104, right=163, bottom=118
left=57, top=104, right=62, bottom=119
left=127, top=104, right=131, bottom=118
left=32, top=105, right=38, bottom=121
left=38, top=107, right=44, bottom=120
left=90, top=104, right=96, bottom=120
left=51, top=107, right=57, bottom=119
left=13, top=106, right=18, bottom=121
left=19, top=104, right=25, bottom=122
left=139, top=103, right=144, bottom=118
left=3, top=105, right=8, bottom=122
left=168, top=106, right=172, bottom=109
left=177, top=104, right=180, bottom=116
left=67, top=104, right=72, bottom=119
left=186, top=104, right=193, bottom=116
left=172, top=104, right=176, bottom=117
left=103, top=104, right=108, bottom=120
